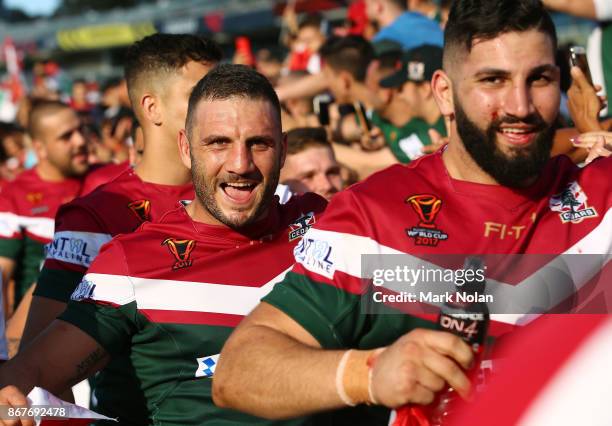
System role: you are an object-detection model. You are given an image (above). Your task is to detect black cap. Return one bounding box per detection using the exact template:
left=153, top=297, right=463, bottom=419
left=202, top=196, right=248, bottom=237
left=379, top=44, right=443, bottom=88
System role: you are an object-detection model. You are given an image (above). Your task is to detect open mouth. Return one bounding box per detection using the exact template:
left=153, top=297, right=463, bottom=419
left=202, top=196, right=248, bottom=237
left=220, top=181, right=258, bottom=204
left=497, top=126, right=538, bottom=146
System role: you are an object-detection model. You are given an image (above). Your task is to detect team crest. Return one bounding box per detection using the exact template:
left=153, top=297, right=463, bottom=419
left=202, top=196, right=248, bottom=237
left=289, top=212, right=316, bottom=241
left=162, top=238, right=196, bottom=270
left=128, top=199, right=151, bottom=222
left=549, top=181, right=598, bottom=224
left=26, top=192, right=43, bottom=204
left=405, top=194, right=448, bottom=247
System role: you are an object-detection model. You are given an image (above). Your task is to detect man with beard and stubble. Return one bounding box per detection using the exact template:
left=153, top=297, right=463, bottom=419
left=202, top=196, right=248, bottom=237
left=213, top=0, right=611, bottom=423
left=0, top=65, right=327, bottom=426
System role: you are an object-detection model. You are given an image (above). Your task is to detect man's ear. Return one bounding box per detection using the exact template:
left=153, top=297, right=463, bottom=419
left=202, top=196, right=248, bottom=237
left=279, top=132, right=288, bottom=170
left=177, top=129, right=192, bottom=170
left=141, top=93, right=162, bottom=126
left=431, top=70, right=455, bottom=117
left=31, top=138, right=47, bottom=161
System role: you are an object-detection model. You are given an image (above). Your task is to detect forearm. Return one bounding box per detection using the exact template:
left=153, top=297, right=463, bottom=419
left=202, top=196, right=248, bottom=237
left=0, top=320, right=108, bottom=396
left=214, top=324, right=346, bottom=419
left=276, top=73, right=328, bottom=102
left=5, top=285, right=35, bottom=357
left=541, top=0, right=596, bottom=18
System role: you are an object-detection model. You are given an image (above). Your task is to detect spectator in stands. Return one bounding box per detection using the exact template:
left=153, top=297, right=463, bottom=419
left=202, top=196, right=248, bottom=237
left=288, top=13, right=327, bottom=74
left=376, top=44, right=447, bottom=162
left=365, top=0, right=443, bottom=50
left=280, top=127, right=343, bottom=200
left=278, top=71, right=319, bottom=131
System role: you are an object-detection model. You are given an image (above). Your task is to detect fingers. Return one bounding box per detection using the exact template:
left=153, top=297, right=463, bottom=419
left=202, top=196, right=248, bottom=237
left=585, top=138, right=612, bottom=165
left=0, top=386, right=32, bottom=426
left=420, top=329, right=474, bottom=370
left=422, top=349, right=471, bottom=399
left=570, top=66, right=595, bottom=92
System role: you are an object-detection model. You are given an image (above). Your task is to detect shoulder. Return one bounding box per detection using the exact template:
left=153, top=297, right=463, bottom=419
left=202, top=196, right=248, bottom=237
left=81, top=162, right=130, bottom=196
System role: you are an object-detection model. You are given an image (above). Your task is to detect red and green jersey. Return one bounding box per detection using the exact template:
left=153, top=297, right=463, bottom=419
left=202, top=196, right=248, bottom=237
left=59, top=194, right=327, bottom=425
left=36, top=168, right=194, bottom=304
left=0, top=168, right=81, bottom=304
left=263, top=152, right=611, bottom=349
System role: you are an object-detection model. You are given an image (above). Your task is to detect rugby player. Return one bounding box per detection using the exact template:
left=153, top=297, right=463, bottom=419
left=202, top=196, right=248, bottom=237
left=213, top=0, right=611, bottom=421
left=0, top=100, right=87, bottom=321
left=16, top=34, right=221, bottom=423
left=0, top=65, right=327, bottom=426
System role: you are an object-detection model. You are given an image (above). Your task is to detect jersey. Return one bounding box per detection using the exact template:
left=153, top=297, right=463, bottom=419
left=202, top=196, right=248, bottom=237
left=36, top=167, right=194, bottom=304
left=0, top=168, right=81, bottom=304
left=372, top=12, right=443, bottom=51
left=80, top=161, right=131, bottom=196
left=371, top=113, right=446, bottom=163
left=263, top=152, right=611, bottom=350
left=59, top=194, right=327, bottom=425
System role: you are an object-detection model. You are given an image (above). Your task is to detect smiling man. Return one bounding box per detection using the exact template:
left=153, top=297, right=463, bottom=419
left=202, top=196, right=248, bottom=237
left=213, top=0, right=611, bottom=424
left=0, top=65, right=326, bottom=426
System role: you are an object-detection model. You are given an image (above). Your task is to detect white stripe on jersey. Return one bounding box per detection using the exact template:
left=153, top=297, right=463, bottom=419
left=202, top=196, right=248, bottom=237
left=296, top=208, right=612, bottom=326
left=517, top=319, right=612, bottom=426
left=20, top=216, right=55, bottom=241
left=78, top=267, right=292, bottom=315
left=45, top=231, right=112, bottom=268
left=0, top=212, right=21, bottom=238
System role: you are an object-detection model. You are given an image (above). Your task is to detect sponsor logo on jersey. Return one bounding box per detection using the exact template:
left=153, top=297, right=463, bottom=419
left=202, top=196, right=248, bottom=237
left=128, top=199, right=151, bottom=222
left=294, top=236, right=335, bottom=278
left=162, top=238, right=196, bottom=270
left=195, top=354, right=220, bottom=378
left=288, top=211, right=316, bottom=241
left=26, top=192, right=43, bottom=204
left=549, top=181, right=598, bottom=224
left=46, top=235, right=96, bottom=267
left=31, top=205, right=49, bottom=215
left=70, top=279, right=96, bottom=301
left=405, top=194, right=448, bottom=247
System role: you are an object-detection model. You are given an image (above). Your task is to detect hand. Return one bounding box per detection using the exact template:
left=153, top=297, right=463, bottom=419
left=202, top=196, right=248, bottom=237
left=572, top=132, right=612, bottom=164
left=359, top=127, right=386, bottom=151
left=0, top=386, right=34, bottom=426
left=567, top=66, right=606, bottom=133
left=421, top=128, right=448, bottom=154
left=369, top=329, right=473, bottom=408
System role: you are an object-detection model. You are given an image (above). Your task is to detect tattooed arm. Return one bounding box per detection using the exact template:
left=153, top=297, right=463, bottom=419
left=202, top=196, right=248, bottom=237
left=0, top=319, right=109, bottom=398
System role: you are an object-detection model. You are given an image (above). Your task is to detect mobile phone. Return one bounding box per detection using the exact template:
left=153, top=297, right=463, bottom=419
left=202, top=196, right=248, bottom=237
left=569, top=46, right=594, bottom=86
left=353, top=101, right=371, bottom=133
left=313, top=94, right=332, bottom=126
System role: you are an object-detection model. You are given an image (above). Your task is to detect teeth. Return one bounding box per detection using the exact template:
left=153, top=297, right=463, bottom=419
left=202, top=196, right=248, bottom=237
left=226, top=182, right=254, bottom=188
left=501, top=128, right=529, bottom=134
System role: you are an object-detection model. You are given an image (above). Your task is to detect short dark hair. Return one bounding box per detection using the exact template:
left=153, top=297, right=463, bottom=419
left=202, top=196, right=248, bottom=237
left=387, top=0, right=407, bottom=10
left=28, top=100, right=71, bottom=140
left=186, top=64, right=281, bottom=140
left=319, top=36, right=374, bottom=82
left=124, top=33, right=222, bottom=112
left=298, top=13, right=323, bottom=31
left=444, top=0, right=557, bottom=69
left=286, top=127, right=330, bottom=155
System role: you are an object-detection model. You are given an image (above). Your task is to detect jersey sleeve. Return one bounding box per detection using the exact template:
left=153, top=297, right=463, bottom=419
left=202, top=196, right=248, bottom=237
left=263, top=189, right=378, bottom=348
left=0, top=187, right=23, bottom=259
left=58, top=240, right=139, bottom=356
left=35, top=203, right=112, bottom=303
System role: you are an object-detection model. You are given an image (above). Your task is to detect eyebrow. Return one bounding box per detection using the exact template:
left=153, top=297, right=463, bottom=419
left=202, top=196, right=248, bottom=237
left=200, top=135, right=232, bottom=145
left=474, top=64, right=559, bottom=79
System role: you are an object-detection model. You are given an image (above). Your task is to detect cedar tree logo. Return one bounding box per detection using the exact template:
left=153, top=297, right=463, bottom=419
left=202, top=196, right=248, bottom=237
left=549, top=181, right=598, bottom=224
left=128, top=199, right=151, bottom=222
left=289, top=212, right=316, bottom=241
left=405, top=194, right=448, bottom=247
left=162, top=238, right=196, bottom=270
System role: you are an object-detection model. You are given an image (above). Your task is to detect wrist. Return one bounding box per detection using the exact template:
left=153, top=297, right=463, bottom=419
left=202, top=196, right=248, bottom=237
left=335, top=349, right=382, bottom=406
